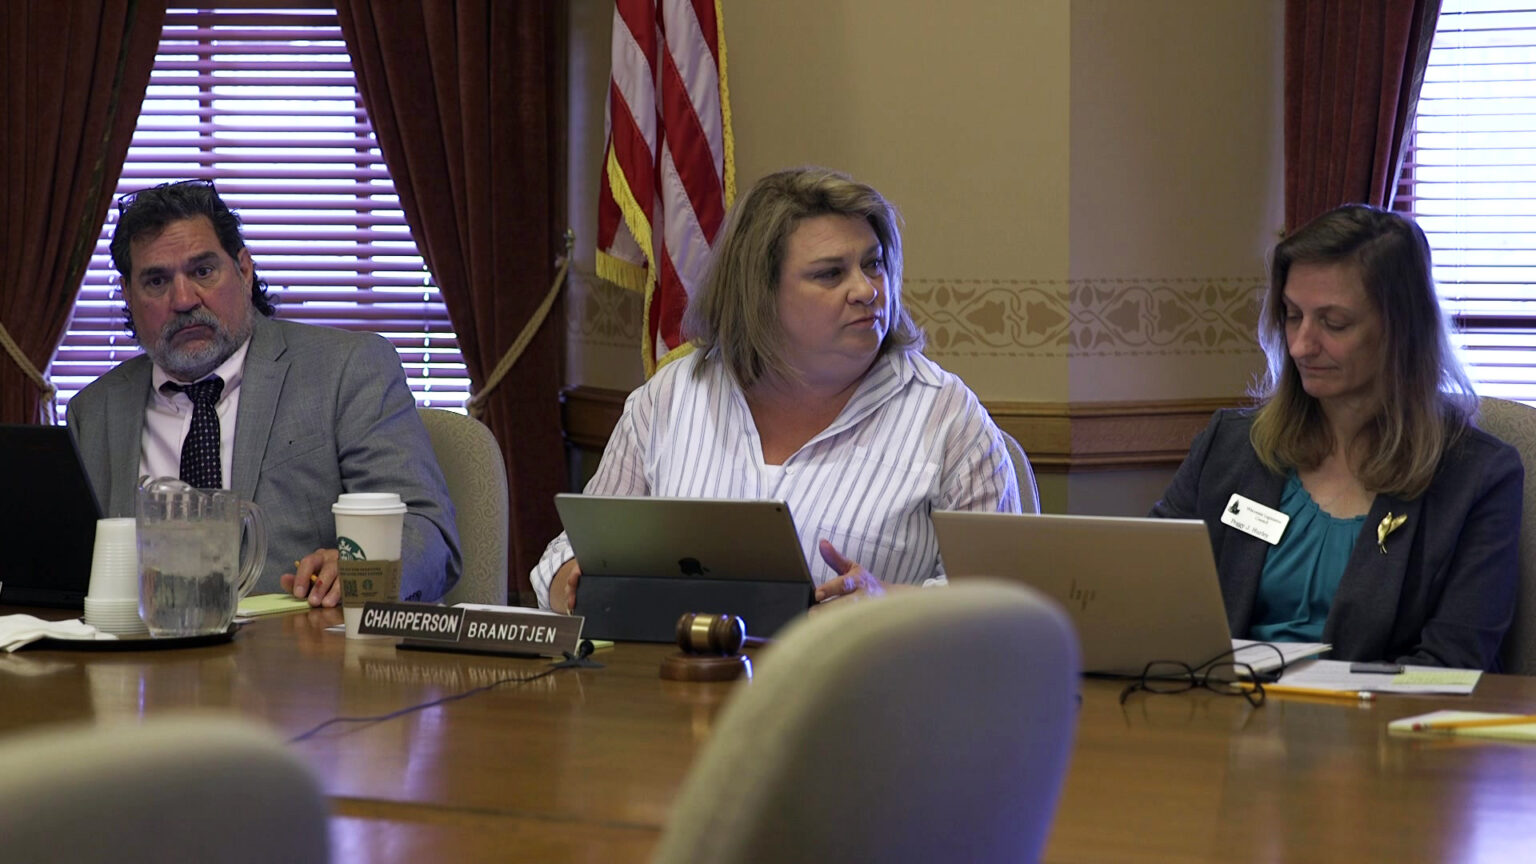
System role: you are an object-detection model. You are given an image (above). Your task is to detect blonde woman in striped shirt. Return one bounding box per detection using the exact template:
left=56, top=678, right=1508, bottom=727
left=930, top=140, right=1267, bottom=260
left=533, top=167, right=1023, bottom=612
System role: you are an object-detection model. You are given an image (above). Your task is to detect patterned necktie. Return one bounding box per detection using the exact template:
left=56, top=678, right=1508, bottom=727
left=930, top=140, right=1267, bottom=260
left=164, top=376, right=225, bottom=489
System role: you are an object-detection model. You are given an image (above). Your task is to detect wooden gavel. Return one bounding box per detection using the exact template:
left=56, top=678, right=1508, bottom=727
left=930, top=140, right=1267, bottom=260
left=674, top=612, right=770, bottom=655
left=661, top=613, right=768, bottom=681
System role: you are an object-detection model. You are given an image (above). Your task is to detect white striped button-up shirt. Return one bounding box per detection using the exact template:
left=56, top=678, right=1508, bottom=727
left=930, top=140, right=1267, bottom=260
left=531, top=349, right=1021, bottom=608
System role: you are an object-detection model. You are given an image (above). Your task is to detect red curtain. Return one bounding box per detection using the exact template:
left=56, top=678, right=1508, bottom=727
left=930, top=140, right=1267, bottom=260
left=0, top=0, right=165, bottom=423
left=1284, top=0, right=1440, bottom=232
left=335, top=1, right=563, bottom=606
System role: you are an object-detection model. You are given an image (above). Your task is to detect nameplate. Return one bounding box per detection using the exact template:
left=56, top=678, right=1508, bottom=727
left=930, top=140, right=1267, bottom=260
left=358, top=601, right=584, bottom=657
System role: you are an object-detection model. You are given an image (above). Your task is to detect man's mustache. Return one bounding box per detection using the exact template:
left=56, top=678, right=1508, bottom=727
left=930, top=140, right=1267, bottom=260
left=160, top=309, right=223, bottom=342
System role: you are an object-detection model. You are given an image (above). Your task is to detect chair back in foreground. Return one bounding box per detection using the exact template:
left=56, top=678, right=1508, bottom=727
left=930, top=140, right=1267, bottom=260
left=651, top=580, right=1081, bottom=864
left=0, top=713, right=328, bottom=864
left=1479, top=396, right=1536, bottom=675
left=419, top=407, right=509, bottom=606
left=1001, top=429, right=1043, bottom=514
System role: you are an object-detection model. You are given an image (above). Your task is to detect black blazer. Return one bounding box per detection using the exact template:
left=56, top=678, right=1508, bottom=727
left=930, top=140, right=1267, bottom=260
left=1152, top=410, right=1523, bottom=670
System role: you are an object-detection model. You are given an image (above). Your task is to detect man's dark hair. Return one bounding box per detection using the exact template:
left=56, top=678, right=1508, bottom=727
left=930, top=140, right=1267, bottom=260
left=111, top=179, right=276, bottom=336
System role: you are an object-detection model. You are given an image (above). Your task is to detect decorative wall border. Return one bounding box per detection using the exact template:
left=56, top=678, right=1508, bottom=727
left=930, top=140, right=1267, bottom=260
left=569, top=275, right=1265, bottom=357
left=561, top=385, right=1242, bottom=472
left=565, top=267, right=642, bottom=347
left=904, top=277, right=1263, bottom=356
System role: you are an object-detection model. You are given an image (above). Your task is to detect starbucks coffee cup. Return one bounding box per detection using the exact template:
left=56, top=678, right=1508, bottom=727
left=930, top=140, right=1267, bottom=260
left=332, top=493, right=407, bottom=639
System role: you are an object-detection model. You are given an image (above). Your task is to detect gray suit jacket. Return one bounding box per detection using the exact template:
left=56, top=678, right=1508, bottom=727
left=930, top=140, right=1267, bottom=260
left=66, top=315, right=461, bottom=601
left=1152, top=409, right=1522, bottom=671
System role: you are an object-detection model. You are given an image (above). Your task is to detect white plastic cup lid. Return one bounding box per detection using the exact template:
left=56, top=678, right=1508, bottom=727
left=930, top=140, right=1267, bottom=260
left=332, top=492, right=407, bottom=516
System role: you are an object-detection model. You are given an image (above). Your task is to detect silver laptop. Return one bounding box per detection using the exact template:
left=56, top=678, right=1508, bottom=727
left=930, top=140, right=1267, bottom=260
left=933, top=511, right=1234, bottom=676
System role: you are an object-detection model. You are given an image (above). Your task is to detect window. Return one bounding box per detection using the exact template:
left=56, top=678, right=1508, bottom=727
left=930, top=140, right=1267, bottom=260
left=51, top=6, right=468, bottom=414
left=1395, top=1, right=1536, bottom=402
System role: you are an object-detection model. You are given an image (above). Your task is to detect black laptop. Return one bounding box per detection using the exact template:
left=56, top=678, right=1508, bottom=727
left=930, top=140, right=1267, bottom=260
left=0, top=424, right=104, bottom=608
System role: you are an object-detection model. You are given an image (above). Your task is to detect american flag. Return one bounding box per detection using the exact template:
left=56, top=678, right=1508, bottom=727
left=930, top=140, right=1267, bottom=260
left=596, top=0, right=735, bottom=376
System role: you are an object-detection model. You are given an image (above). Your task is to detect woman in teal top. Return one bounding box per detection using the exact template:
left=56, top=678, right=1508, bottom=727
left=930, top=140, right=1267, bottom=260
left=1249, top=473, right=1366, bottom=643
left=1152, top=205, right=1523, bottom=671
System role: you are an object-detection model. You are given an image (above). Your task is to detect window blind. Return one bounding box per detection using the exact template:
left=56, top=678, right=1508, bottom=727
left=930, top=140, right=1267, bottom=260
left=1395, top=0, right=1536, bottom=402
left=51, top=6, right=468, bottom=415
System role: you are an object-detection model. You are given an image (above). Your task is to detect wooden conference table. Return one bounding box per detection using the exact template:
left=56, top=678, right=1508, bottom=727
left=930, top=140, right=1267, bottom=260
left=4, top=607, right=1536, bottom=862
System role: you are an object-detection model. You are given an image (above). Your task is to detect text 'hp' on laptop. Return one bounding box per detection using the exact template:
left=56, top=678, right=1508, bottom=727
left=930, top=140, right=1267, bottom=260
left=934, top=511, right=1234, bottom=676
left=554, top=495, right=815, bottom=642
left=0, top=425, right=104, bottom=608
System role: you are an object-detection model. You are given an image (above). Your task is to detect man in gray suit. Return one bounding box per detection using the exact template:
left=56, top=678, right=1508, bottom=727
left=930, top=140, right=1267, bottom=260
left=67, top=180, right=460, bottom=604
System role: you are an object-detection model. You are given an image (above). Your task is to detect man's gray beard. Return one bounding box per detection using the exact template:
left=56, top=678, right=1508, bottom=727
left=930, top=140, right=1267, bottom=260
left=144, top=307, right=254, bottom=382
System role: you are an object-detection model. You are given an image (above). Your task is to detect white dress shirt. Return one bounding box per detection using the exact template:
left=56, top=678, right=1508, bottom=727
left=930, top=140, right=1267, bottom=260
left=530, top=349, right=1021, bottom=608
left=140, top=339, right=251, bottom=490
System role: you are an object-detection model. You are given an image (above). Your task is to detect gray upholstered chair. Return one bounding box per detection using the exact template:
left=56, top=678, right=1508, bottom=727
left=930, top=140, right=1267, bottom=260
left=1478, top=397, right=1536, bottom=675
left=1002, top=430, right=1043, bottom=514
left=650, top=580, right=1081, bottom=864
left=0, top=714, right=328, bottom=863
left=419, top=408, right=509, bottom=606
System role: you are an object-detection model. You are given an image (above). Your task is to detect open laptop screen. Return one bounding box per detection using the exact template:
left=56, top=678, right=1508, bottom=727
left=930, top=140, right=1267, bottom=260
left=0, top=425, right=103, bottom=608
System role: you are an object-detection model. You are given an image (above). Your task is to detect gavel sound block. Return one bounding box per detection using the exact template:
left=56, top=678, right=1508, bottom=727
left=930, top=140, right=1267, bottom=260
left=659, top=613, right=767, bottom=682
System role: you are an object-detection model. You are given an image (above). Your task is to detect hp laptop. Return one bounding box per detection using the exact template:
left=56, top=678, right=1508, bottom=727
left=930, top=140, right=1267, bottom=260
left=934, top=511, right=1237, bottom=676
left=554, top=495, right=815, bottom=642
left=0, top=424, right=104, bottom=608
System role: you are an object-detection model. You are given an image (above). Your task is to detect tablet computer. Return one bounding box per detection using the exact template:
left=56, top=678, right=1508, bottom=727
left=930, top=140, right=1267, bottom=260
left=554, top=495, right=814, bottom=641
left=556, top=495, right=813, bottom=583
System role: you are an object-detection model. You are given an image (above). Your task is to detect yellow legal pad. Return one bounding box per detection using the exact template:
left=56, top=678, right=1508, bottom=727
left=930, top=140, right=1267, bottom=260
left=237, top=593, right=314, bottom=618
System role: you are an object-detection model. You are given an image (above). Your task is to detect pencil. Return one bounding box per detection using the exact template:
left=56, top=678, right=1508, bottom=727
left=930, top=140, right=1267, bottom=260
left=1240, top=683, right=1376, bottom=702
left=1409, top=714, right=1536, bottom=732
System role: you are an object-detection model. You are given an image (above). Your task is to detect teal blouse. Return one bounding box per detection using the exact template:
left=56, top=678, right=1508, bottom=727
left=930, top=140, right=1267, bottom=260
left=1250, top=473, right=1366, bottom=643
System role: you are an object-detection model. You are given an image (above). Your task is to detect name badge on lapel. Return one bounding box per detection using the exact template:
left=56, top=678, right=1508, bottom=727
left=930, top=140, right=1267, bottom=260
left=1220, top=493, right=1290, bottom=545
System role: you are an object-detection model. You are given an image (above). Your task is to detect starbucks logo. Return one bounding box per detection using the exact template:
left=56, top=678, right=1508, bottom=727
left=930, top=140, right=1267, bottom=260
left=337, top=536, right=366, bottom=561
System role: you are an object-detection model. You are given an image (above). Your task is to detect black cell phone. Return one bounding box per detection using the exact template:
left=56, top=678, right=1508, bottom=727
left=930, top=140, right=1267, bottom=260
left=1349, top=661, right=1404, bottom=674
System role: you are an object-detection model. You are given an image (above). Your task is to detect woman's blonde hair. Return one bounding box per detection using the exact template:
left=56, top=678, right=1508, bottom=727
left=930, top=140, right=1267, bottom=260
left=1250, top=204, right=1477, bottom=499
left=682, top=167, right=925, bottom=387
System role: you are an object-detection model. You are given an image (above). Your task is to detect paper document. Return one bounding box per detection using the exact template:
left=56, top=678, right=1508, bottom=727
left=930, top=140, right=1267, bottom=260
left=1231, top=639, right=1330, bottom=674
left=1388, top=711, right=1536, bottom=741
left=237, top=594, right=313, bottom=618
left=1277, top=659, right=1480, bottom=694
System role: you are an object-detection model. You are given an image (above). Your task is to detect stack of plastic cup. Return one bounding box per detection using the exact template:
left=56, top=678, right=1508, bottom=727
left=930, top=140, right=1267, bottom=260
left=82, top=517, right=149, bottom=637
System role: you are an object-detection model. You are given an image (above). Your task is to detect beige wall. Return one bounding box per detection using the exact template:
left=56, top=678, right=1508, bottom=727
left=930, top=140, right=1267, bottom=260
left=564, top=0, right=1285, bottom=515
left=1063, top=0, right=1283, bottom=513
left=727, top=0, right=1073, bottom=402
left=1069, top=0, right=1282, bottom=403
